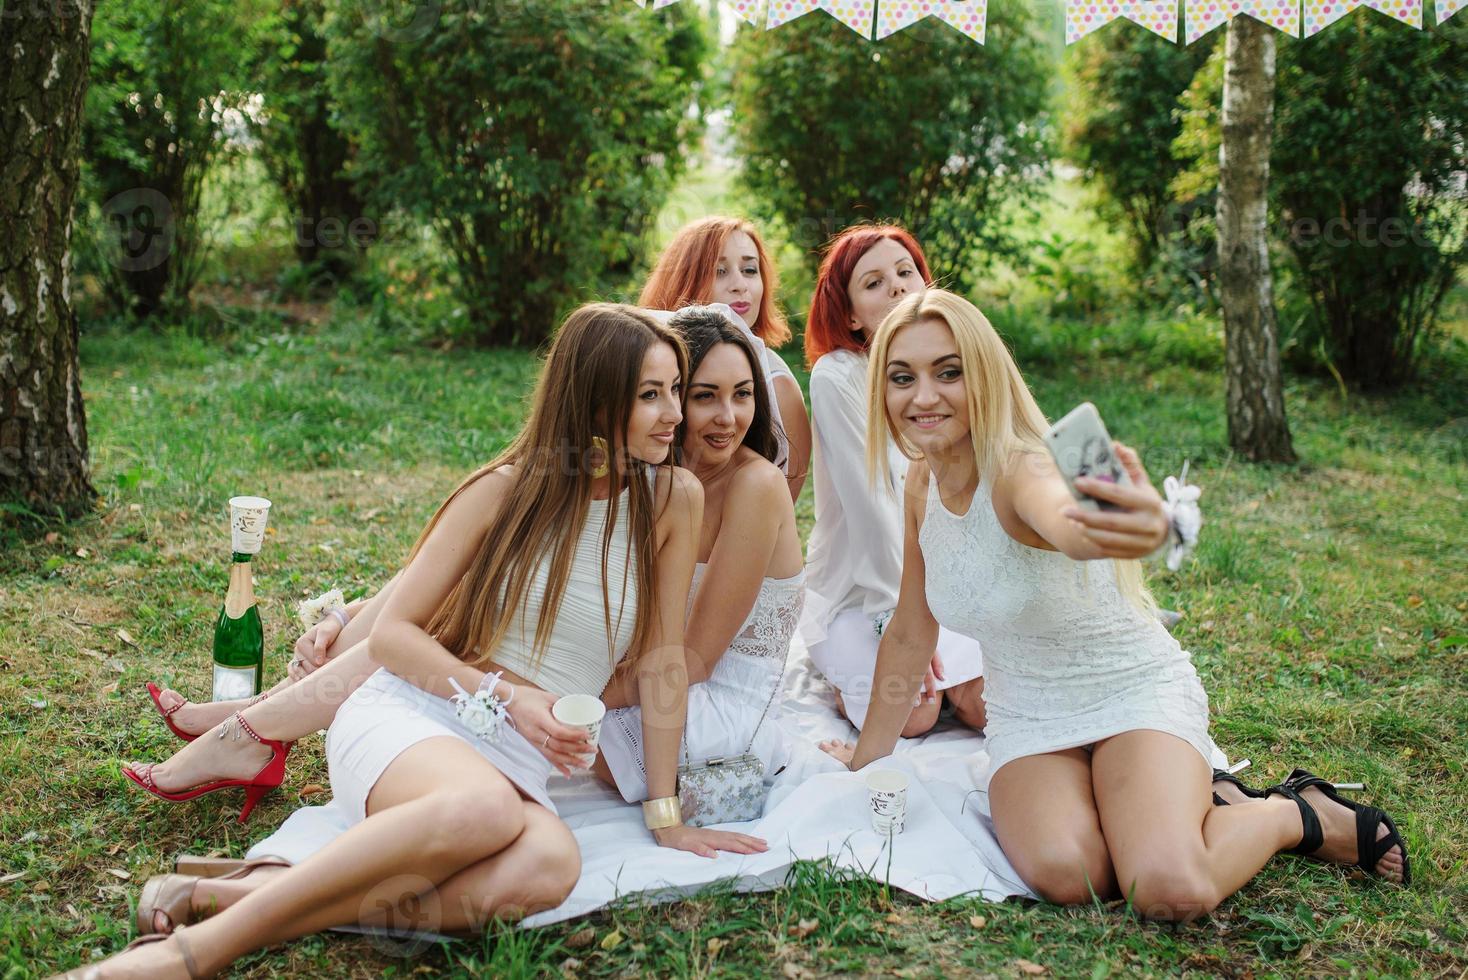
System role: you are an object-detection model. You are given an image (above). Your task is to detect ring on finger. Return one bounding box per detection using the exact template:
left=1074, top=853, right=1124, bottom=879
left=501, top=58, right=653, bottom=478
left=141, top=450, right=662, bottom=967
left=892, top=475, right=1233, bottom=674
left=542, top=733, right=550, bottom=748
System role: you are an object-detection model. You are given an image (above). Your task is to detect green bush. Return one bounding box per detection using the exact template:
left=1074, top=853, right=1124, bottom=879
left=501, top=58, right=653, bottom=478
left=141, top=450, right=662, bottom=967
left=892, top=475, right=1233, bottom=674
left=728, top=5, right=1053, bottom=290
left=80, top=0, right=264, bottom=317
left=1173, top=13, right=1468, bottom=389
left=1062, top=27, right=1216, bottom=304
left=249, top=0, right=367, bottom=291
left=322, top=0, right=708, bottom=346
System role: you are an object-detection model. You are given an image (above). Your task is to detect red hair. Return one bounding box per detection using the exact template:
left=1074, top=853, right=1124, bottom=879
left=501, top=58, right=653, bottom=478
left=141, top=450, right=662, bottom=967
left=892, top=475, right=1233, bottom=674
left=639, top=217, right=792, bottom=348
left=804, top=224, right=933, bottom=368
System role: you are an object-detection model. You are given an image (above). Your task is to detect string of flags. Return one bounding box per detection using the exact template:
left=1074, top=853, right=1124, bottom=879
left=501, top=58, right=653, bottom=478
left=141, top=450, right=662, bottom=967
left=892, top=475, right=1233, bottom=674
left=631, top=0, right=1463, bottom=43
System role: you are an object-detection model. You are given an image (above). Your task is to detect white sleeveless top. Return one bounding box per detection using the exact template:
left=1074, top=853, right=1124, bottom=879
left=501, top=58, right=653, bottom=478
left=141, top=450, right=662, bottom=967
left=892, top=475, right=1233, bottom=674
left=918, top=473, right=1213, bottom=777
left=489, top=488, right=639, bottom=697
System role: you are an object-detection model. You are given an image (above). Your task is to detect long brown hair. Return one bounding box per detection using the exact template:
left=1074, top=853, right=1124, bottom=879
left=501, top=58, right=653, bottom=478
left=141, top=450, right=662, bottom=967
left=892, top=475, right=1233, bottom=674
left=639, top=216, right=792, bottom=348
left=408, top=303, right=690, bottom=674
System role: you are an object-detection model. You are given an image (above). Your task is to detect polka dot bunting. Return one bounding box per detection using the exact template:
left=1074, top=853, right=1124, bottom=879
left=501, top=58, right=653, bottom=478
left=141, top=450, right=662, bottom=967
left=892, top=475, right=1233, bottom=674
left=1302, top=0, right=1422, bottom=34
left=935, top=0, right=988, bottom=42
left=821, top=0, right=878, bottom=36
left=727, top=0, right=766, bottom=24
left=765, top=0, right=821, bottom=27
left=1434, top=0, right=1465, bottom=21
left=874, top=0, right=987, bottom=42
left=1184, top=0, right=1302, bottom=44
left=1065, top=0, right=1178, bottom=44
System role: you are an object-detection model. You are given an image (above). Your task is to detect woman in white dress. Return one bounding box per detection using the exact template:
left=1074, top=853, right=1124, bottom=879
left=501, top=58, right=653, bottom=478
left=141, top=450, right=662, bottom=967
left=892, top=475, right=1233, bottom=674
left=597, top=306, right=805, bottom=802
left=801, top=224, right=986, bottom=737
left=92, top=305, right=764, bottom=977
left=825, top=289, right=1408, bottom=918
left=640, top=216, right=812, bottom=501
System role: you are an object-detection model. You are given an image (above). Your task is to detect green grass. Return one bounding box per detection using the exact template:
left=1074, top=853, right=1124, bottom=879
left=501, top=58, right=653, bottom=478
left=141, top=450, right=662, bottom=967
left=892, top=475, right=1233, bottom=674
left=3, top=293, right=1465, bottom=977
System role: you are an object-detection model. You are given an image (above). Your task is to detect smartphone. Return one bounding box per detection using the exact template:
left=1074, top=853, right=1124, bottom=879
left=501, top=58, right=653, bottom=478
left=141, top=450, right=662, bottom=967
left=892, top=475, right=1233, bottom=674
left=1044, top=402, right=1131, bottom=512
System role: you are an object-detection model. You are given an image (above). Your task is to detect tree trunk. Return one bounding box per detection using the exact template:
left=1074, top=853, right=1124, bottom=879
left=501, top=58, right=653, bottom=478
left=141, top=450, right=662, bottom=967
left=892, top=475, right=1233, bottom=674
left=1216, top=16, right=1296, bottom=464
left=1, top=0, right=98, bottom=515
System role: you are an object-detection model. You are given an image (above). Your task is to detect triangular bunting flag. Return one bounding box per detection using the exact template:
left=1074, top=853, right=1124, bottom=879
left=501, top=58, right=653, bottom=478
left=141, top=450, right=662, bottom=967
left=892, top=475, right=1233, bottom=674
left=1066, top=0, right=1178, bottom=44
left=766, top=0, right=821, bottom=28
left=728, top=0, right=767, bottom=24
left=1185, top=0, right=1301, bottom=44
left=822, top=0, right=877, bottom=36
left=1434, top=0, right=1465, bottom=20
left=935, top=0, right=988, bottom=41
left=1302, top=0, right=1422, bottom=33
left=876, top=0, right=942, bottom=38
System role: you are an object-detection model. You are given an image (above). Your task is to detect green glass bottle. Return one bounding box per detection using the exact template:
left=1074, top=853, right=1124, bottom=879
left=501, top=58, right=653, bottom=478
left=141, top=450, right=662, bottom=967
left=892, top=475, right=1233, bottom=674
left=212, top=551, right=264, bottom=701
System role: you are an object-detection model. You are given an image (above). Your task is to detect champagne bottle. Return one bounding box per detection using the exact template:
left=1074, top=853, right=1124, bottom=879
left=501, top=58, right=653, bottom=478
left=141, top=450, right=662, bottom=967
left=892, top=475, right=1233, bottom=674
left=213, top=495, right=271, bottom=701
left=212, top=552, right=264, bottom=701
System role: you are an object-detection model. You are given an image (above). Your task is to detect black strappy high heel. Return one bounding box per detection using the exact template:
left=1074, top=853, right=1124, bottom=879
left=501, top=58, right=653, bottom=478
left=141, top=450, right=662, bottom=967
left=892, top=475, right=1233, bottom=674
left=1211, top=767, right=1266, bottom=807
left=1265, top=768, right=1411, bottom=886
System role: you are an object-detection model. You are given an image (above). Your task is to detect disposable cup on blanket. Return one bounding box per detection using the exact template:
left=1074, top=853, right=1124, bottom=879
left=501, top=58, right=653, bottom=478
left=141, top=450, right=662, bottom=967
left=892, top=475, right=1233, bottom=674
left=866, top=769, right=908, bottom=835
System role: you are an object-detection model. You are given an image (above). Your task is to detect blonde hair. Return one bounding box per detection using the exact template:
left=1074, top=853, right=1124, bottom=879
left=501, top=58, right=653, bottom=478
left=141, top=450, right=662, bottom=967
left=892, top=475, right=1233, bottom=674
left=865, top=289, right=1154, bottom=614
left=407, top=303, right=689, bottom=676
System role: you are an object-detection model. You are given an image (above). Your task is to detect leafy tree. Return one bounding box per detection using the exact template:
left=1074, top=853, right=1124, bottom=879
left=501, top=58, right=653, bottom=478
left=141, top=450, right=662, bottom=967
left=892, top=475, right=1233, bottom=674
left=2, top=0, right=98, bottom=515
left=250, top=0, right=367, bottom=289
left=1063, top=27, right=1216, bottom=298
left=324, top=0, right=708, bottom=345
left=728, top=6, right=1053, bottom=290
left=1175, top=13, right=1468, bottom=389
left=81, top=0, right=263, bottom=316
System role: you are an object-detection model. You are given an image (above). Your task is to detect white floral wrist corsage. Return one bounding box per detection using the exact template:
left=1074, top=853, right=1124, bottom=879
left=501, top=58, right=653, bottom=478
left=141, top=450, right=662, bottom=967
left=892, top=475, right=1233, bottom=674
left=1159, top=461, right=1203, bottom=572
left=449, top=671, right=515, bottom=744
left=298, top=589, right=349, bottom=630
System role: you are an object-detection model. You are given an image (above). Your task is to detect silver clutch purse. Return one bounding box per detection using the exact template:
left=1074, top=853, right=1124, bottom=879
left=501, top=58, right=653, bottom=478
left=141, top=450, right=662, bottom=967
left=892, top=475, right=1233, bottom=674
left=676, top=669, right=783, bottom=828
left=677, top=753, right=766, bottom=827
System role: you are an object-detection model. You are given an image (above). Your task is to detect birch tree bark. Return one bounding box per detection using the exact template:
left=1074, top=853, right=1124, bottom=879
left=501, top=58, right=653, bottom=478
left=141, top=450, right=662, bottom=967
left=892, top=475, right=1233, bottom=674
left=1, top=0, right=98, bottom=514
left=1216, top=16, right=1296, bottom=463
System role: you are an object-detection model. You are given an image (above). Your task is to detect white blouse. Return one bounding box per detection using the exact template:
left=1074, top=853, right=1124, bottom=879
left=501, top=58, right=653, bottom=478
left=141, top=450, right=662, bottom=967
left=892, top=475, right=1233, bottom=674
left=799, top=349, right=910, bottom=647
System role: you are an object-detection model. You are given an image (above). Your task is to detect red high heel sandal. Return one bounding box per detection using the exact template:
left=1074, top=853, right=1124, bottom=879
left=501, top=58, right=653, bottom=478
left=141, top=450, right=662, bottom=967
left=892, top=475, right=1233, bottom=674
left=123, top=712, right=292, bottom=824
left=146, top=683, right=267, bottom=743
left=146, top=682, right=200, bottom=742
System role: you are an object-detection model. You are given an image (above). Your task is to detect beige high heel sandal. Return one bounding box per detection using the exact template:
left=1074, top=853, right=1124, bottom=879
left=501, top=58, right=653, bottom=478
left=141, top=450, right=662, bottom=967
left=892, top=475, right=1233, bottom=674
left=137, top=858, right=291, bottom=935
left=57, top=930, right=202, bottom=979
left=172, top=854, right=289, bottom=878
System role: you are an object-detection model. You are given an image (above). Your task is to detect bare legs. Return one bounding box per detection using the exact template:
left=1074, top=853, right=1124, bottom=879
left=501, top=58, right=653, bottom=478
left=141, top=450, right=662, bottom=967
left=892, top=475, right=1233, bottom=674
left=124, top=642, right=381, bottom=793
left=151, top=578, right=396, bottom=738
left=828, top=676, right=986, bottom=745
left=160, top=805, right=578, bottom=936
left=104, top=737, right=579, bottom=976
left=127, top=580, right=399, bottom=794
left=990, top=731, right=1405, bottom=921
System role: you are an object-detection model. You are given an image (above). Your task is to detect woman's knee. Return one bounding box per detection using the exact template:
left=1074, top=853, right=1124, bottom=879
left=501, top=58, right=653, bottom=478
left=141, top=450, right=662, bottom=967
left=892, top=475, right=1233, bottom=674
left=527, top=819, right=581, bottom=904
left=1120, top=859, right=1218, bottom=920
left=1017, top=842, right=1115, bottom=906
left=901, top=701, right=940, bottom=738
left=951, top=680, right=987, bottom=730
left=423, top=784, right=526, bottom=859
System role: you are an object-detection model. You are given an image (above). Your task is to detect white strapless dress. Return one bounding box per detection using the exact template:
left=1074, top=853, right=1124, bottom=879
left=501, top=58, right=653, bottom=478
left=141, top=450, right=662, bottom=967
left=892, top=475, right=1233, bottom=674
left=599, top=563, right=805, bottom=801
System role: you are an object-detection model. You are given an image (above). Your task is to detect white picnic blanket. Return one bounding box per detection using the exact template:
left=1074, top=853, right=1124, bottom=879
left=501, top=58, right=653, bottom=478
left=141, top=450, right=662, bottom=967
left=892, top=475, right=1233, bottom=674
left=255, top=641, right=1213, bottom=927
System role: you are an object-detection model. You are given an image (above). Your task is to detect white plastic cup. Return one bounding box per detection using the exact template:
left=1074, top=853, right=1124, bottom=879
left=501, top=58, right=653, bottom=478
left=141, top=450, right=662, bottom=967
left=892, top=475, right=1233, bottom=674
left=552, top=694, right=606, bottom=761
left=228, top=496, right=272, bottom=554
left=866, top=769, right=909, bottom=836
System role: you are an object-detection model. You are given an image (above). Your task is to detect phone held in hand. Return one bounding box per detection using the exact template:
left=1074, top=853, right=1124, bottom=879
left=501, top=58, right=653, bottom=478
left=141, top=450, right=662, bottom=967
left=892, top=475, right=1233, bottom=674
left=1044, top=402, right=1132, bottom=512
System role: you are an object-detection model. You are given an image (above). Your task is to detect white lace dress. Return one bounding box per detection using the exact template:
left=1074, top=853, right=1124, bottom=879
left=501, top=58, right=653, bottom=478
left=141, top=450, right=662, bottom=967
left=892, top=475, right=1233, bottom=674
left=599, top=563, right=806, bottom=802
left=919, top=474, right=1213, bottom=779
